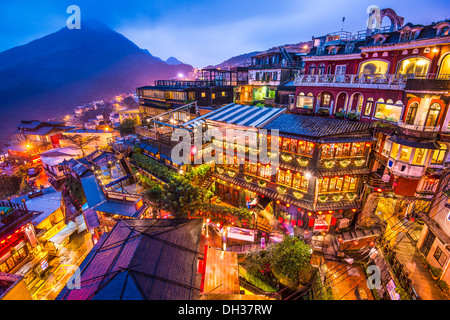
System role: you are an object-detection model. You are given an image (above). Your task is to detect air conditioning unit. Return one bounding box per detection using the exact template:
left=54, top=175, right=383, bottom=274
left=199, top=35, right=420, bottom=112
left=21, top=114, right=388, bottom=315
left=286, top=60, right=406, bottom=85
left=337, top=218, right=350, bottom=229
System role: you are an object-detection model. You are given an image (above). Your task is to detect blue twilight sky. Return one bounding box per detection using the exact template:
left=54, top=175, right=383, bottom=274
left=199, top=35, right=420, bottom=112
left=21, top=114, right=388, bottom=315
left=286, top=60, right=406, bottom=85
left=1, top=0, right=449, bottom=68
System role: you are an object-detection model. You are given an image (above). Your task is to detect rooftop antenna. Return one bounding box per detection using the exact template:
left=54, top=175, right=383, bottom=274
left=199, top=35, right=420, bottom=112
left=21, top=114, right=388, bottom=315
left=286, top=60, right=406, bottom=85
left=341, top=17, right=345, bottom=31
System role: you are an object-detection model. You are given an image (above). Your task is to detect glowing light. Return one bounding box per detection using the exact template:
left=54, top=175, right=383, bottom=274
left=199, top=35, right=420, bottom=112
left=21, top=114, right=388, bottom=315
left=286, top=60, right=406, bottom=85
left=178, top=73, right=184, bottom=78
left=305, top=172, right=312, bottom=179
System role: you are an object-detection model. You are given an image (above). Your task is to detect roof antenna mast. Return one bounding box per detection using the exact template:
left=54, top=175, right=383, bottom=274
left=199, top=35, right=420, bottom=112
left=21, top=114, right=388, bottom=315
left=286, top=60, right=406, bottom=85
left=341, top=17, right=345, bottom=31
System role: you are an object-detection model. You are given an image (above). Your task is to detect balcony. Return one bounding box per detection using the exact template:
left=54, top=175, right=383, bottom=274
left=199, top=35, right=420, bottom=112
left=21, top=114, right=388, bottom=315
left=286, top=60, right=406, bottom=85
left=405, top=74, right=450, bottom=93
left=294, top=74, right=407, bottom=90
left=249, top=61, right=302, bottom=70
left=397, top=121, right=440, bottom=139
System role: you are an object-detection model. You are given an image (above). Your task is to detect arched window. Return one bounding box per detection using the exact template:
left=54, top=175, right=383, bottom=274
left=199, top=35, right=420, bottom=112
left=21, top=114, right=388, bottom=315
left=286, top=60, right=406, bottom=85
left=296, top=92, right=314, bottom=109
left=319, top=92, right=333, bottom=108
left=309, top=64, right=316, bottom=75
left=405, top=102, right=418, bottom=124
left=425, top=103, right=441, bottom=127
left=359, top=60, right=389, bottom=75
left=364, top=98, right=374, bottom=116
left=397, top=57, right=430, bottom=76
left=439, top=54, right=450, bottom=76
left=318, top=63, right=326, bottom=75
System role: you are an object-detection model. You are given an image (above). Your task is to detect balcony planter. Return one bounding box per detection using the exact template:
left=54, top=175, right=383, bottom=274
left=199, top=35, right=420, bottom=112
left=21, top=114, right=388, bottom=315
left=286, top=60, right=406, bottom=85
left=334, top=112, right=346, bottom=119
left=354, top=159, right=365, bottom=166
left=297, top=158, right=309, bottom=167
left=429, top=267, right=443, bottom=281
left=293, top=192, right=304, bottom=199
left=277, top=186, right=287, bottom=195
left=281, top=154, right=293, bottom=162
left=332, top=195, right=344, bottom=202
left=216, top=167, right=224, bottom=174
left=258, top=180, right=267, bottom=188
left=339, top=160, right=351, bottom=168
left=323, top=160, right=335, bottom=169
left=244, top=176, right=253, bottom=183
left=347, top=113, right=360, bottom=121
left=227, top=171, right=237, bottom=177
left=346, top=192, right=357, bottom=201
left=318, top=195, right=328, bottom=203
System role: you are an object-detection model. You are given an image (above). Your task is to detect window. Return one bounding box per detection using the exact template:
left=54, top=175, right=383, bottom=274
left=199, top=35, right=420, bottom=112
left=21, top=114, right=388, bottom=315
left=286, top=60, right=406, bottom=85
left=399, top=146, right=412, bottom=162
left=320, top=92, right=332, bottom=108
left=296, top=92, right=314, bottom=109
left=373, top=102, right=403, bottom=123
left=425, top=103, right=441, bottom=127
left=318, top=63, right=326, bottom=75
left=439, top=54, right=450, bottom=76
left=431, top=143, right=447, bottom=165
left=201, top=92, right=206, bottom=98
left=309, top=64, right=316, bottom=75
left=405, top=102, right=418, bottom=124
left=277, top=169, right=293, bottom=187
left=212, top=93, right=216, bottom=100
left=364, top=98, right=374, bottom=116
left=397, top=57, right=430, bottom=76
left=412, top=148, right=427, bottom=165
left=222, top=91, right=226, bottom=97
left=273, top=72, right=278, bottom=81
left=188, top=92, right=195, bottom=100
left=433, top=246, right=448, bottom=267
left=259, top=165, right=272, bottom=179
left=390, top=142, right=400, bottom=159
left=359, top=60, right=389, bottom=75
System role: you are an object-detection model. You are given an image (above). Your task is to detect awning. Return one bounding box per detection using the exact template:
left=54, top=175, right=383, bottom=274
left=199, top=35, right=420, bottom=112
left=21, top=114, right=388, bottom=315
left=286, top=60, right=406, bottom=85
left=48, top=221, right=77, bottom=245
left=388, top=135, right=440, bottom=150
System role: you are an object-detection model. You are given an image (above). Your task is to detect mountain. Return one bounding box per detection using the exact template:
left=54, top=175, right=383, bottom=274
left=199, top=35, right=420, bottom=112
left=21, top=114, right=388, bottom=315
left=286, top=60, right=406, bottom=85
left=209, top=41, right=313, bottom=69
left=0, top=20, right=194, bottom=142
left=165, top=57, right=184, bottom=65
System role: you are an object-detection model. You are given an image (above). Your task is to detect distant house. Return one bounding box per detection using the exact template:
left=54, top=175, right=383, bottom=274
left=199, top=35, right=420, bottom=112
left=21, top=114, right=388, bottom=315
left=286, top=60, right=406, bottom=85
left=58, top=218, right=203, bottom=300
left=8, top=120, right=75, bottom=165
left=40, top=147, right=83, bottom=189
left=60, top=127, right=119, bottom=156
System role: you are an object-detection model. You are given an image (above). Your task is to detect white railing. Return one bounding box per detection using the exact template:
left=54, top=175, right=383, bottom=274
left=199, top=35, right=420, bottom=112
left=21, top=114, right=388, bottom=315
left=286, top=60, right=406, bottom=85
left=294, top=73, right=408, bottom=87
left=397, top=121, right=441, bottom=132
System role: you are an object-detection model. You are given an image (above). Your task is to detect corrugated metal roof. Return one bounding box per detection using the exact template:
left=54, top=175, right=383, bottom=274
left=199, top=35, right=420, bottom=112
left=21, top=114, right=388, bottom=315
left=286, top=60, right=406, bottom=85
left=262, top=114, right=374, bottom=138
left=59, top=219, right=203, bottom=300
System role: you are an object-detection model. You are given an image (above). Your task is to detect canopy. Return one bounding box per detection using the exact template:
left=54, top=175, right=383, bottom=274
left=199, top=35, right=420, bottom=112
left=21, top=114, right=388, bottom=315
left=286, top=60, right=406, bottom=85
left=48, top=221, right=77, bottom=245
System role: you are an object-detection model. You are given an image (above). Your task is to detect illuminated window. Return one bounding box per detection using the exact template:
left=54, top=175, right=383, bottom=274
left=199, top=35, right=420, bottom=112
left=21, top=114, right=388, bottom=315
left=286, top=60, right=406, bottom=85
left=296, top=92, right=314, bottom=109
left=359, top=60, right=389, bottom=75
left=425, top=103, right=441, bottom=127
left=431, top=143, right=447, bottom=164
left=373, top=102, right=403, bottom=123
left=390, top=143, right=400, bottom=159
left=405, top=102, right=418, bottom=124
left=364, top=98, right=374, bottom=116
left=222, top=92, right=226, bottom=97
left=212, top=93, right=216, bottom=100
left=318, top=63, right=326, bottom=75
left=439, top=54, right=450, bottom=76
left=201, top=92, right=206, bottom=98
left=397, top=57, right=430, bottom=76
left=412, top=148, right=427, bottom=165
left=399, top=146, right=412, bottom=162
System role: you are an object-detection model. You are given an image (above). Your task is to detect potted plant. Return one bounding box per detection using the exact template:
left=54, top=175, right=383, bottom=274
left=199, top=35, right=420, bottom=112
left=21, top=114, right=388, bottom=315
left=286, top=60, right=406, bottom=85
left=277, top=186, right=287, bottom=195
left=216, top=167, right=224, bottom=174
left=323, top=160, right=335, bottom=169
left=332, top=195, right=344, bottom=202
left=297, top=158, right=309, bottom=167
left=354, top=159, right=365, bottom=166
left=346, top=192, right=357, bottom=201
left=244, top=176, right=253, bottom=183
left=339, top=160, right=351, bottom=168
left=258, top=180, right=267, bottom=188
left=347, top=112, right=360, bottom=121
left=281, top=154, right=293, bottom=162
left=318, top=195, right=328, bottom=203
left=429, top=267, right=443, bottom=280
left=293, top=192, right=304, bottom=199
left=438, top=280, right=449, bottom=293
left=335, top=111, right=346, bottom=118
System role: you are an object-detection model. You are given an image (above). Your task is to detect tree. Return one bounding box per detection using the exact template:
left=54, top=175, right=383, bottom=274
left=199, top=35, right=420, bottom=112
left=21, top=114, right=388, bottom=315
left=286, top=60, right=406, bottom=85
left=118, top=118, right=137, bottom=135
left=159, top=176, right=200, bottom=218
left=270, top=236, right=312, bottom=284
left=64, top=134, right=100, bottom=157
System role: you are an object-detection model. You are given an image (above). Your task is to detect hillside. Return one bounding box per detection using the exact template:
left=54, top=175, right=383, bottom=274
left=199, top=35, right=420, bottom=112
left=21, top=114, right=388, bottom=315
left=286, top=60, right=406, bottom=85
left=0, top=20, right=193, bottom=142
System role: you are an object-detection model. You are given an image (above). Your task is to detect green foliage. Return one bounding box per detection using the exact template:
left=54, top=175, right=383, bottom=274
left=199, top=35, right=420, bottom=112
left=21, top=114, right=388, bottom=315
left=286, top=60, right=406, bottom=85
left=242, top=236, right=312, bottom=287
left=65, top=177, right=87, bottom=208
left=438, top=280, right=449, bottom=292
left=270, top=236, right=312, bottom=283
left=184, top=164, right=211, bottom=186
left=118, top=118, right=137, bottom=135
left=197, top=202, right=254, bottom=227
left=0, top=175, right=22, bottom=199
left=159, top=176, right=201, bottom=218
left=132, top=153, right=178, bottom=182
left=430, top=266, right=443, bottom=279
left=313, top=273, right=334, bottom=300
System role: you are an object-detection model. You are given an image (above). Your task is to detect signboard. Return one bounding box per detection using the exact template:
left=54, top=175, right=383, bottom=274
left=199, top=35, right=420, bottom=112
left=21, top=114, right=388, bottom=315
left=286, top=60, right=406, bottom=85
left=40, top=259, right=49, bottom=271
left=227, top=227, right=255, bottom=242
left=314, top=219, right=328, bottom=231
left=269, top=232, right=283, bottom=243
left=386, top=279, right=401, bottom=300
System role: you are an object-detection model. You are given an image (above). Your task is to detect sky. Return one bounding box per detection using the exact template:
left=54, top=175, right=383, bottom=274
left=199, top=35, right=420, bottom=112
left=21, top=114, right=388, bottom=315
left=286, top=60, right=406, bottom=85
left=1, top=0, right=449, bottom=68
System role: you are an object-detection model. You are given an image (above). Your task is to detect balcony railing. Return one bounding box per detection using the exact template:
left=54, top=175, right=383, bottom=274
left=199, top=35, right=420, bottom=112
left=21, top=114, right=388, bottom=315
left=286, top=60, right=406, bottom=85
left=397, top=121, right=440, bottom=132
left=294, top=73, right=407, bottom=89
left=249, top=61, right=302, bottom=70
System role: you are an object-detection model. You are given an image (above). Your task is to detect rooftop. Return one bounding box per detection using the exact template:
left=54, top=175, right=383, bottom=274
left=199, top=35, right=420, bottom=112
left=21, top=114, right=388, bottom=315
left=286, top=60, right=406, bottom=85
left=262, top=114, right=374, bottom=139
left=59, top=218, right=203, bottom=300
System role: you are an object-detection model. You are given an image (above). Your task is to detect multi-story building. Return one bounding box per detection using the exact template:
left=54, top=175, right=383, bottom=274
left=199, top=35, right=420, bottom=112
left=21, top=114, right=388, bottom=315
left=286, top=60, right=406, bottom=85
left=8, top=120, right=74, bottom=165
left=236, top=47, right=304, bottom=106
left=292, top=8, right=450, bottom=217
